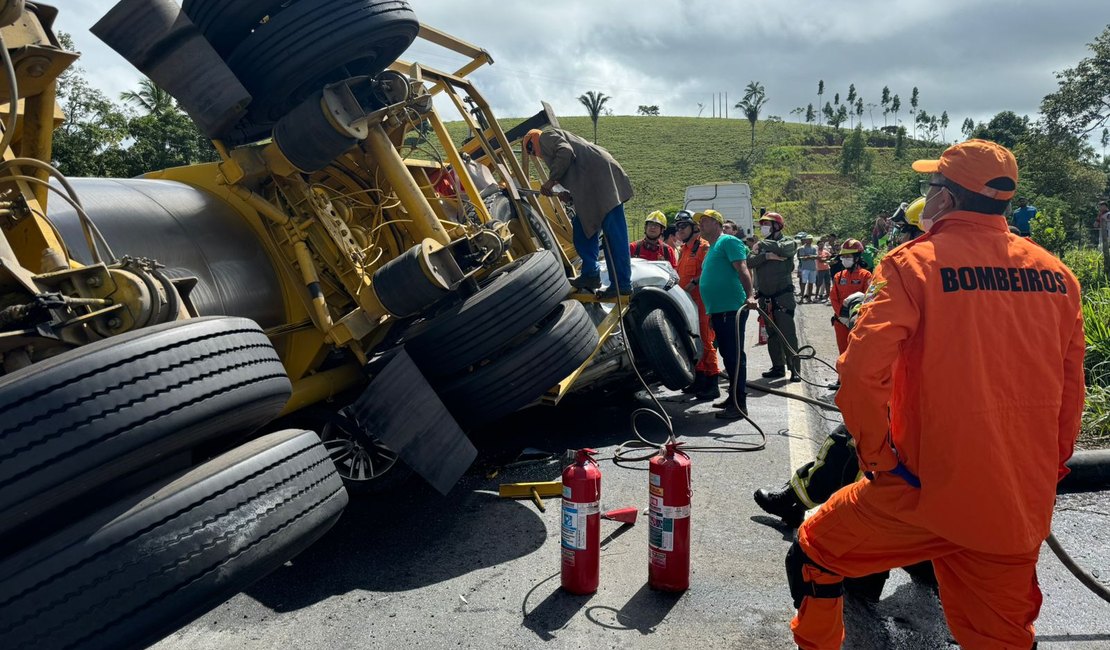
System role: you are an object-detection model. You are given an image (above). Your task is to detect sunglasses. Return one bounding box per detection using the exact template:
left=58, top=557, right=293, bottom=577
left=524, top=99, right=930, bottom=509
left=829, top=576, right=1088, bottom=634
left=919, top=179, right=946, bottom=197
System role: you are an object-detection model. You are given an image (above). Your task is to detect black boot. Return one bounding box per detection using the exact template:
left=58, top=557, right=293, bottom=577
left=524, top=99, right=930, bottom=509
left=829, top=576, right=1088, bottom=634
left=762, top=367, right=786, bottom=379
left=695, top=374, right=721, bottom=401
left=683, top=372, right=706, bottom=395
left=753, top=484, right=806, bottom=528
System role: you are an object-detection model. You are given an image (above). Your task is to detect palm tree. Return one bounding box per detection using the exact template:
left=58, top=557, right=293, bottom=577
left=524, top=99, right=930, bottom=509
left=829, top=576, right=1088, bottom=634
left=910, top=87, right=920, bottom=139
left=578, top=91, right=610, bottom=144
left=736, top=81, right=767, bottom=153
left=817, top=80, right=824, bottom=127
left=120, top=78, right=174, bottom=116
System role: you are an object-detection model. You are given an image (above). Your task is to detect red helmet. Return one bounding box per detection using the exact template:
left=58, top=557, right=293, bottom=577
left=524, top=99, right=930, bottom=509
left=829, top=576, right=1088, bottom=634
left=759, top=212, right=784, bottom=227
left=839, top=239, right=865, bottom=255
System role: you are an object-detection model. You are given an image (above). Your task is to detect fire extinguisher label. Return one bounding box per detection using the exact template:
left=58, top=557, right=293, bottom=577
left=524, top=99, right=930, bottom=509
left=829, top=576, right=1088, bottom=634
left=561, top=500, right=598, bottom=550
left=661, top=504, right=690, bottom=519
left=650, top=549, right=667, bottom=567
left=649, top=512, right=674, bottom=551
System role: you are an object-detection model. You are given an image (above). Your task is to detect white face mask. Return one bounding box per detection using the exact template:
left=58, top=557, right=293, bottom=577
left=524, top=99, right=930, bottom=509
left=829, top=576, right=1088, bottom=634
left=841, top=256, right=855, bottom=268
left=760, top=225, right=772, bottom=237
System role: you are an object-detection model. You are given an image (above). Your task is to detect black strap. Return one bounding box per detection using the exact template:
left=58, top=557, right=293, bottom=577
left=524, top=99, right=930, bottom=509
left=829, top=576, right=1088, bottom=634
left=806, top=581, right=844, bottom=599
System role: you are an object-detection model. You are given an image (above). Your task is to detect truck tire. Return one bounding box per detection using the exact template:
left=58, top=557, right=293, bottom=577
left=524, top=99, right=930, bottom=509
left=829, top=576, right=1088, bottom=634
left=0, top=317, right=291, bottom=539
left=405, top=251, right=570, bottom=378
left=182, top=0, right=290, bottom=57
left=636, top=307, right=695, bottom=390
left=0, top=429, right=347, bottom=650
left=439, top=300, right=598, bottom=427
left=226, top=0, right=419, bottom=124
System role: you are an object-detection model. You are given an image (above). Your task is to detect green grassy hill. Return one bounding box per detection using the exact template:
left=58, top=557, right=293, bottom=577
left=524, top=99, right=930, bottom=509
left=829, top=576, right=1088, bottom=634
left=442, top=116, right=945, bottom=240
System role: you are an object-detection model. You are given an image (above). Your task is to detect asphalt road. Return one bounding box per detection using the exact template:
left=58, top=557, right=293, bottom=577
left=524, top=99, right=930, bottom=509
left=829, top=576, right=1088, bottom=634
left=154, top=300, right=1109, bottom=649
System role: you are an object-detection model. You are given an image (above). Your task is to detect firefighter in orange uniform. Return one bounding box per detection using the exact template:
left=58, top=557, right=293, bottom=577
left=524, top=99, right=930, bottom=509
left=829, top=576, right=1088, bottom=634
left=674, top=210, right=720, bottom=399
left=829, top=239, right=871, bottom=354
left=787, top=140, right=1085, bottom=650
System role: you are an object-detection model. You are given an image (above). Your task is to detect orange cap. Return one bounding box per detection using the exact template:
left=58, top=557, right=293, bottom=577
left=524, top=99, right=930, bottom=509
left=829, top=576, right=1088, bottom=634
left=911, top=139, right=1018, bottom=200
left=523, top=129, right=543, bottom=156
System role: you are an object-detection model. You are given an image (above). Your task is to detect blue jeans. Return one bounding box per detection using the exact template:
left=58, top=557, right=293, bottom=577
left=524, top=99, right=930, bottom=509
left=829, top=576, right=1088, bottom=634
left=573, top=203, right=632, bottom=290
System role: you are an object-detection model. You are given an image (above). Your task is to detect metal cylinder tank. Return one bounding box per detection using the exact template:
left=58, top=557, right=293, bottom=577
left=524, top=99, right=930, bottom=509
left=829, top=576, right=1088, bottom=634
left=47, top=178, right=286, bottom=329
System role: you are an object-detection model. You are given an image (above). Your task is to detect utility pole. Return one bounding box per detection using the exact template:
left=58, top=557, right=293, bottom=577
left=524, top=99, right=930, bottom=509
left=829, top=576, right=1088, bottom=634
left=725, top=92, right=728, bottom=119
left=711, top=94, right=715, bottom=118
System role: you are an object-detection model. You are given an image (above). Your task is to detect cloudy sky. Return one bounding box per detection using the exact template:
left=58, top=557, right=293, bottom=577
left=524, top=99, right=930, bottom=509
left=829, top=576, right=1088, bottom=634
left=56, top=1, right=1109, bottom=133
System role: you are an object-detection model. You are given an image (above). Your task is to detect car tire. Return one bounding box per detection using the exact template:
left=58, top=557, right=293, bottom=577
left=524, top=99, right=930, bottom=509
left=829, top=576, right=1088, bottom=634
left=635, top=307, right=695, bottom=390
left=311, top=407, right=414, bottom=494
left=0, top=316, right=291, bottom=538
left=0, top=429, right=346, bottom=650
left=438, top=300, right=598, bottom=427
left=404, top=250, right=570, bottom=378
left=182, top=0, right=290, bottom=58
left=226, top=0, right=419, bottom=125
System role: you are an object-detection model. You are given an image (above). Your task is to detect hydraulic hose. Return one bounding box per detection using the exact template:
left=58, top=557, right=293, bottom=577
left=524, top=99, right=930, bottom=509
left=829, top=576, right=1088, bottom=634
left=595, top=236, right=766, bottom=467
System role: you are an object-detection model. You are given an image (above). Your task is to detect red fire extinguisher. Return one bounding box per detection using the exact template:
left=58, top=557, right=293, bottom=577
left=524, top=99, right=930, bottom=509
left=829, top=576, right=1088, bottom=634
left=648, top=441, right=691, bottom=591
left=561, top=448, right=601, bottom=594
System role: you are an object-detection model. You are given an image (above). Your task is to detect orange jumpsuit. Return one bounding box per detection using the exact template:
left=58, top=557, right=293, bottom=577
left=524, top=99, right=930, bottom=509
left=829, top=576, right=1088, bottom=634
left=829, top=266, right=872, bottom=353
left=793, top=213, right=1085, bottom=649
left=676, top=237, right=718, bottom=377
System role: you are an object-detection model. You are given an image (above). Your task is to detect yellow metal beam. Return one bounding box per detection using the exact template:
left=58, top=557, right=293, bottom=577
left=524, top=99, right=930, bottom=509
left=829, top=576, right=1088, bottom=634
left=363, top=123, right=451, bottom=246
left=499, top=480, right=562, bottom=512
left=424, top=106, right=491, bottom=223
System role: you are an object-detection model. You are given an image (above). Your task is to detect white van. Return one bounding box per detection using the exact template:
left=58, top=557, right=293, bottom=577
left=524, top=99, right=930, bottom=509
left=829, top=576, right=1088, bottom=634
left=683, top=183, right=754, bottom=236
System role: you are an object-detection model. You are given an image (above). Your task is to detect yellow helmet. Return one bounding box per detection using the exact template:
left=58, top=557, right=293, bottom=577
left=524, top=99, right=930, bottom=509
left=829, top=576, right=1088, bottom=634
left=696, top=209, right=725, bottom=225
left=645, top=210, right=667, bottom=227
left=905, top=197, right=925, bottom=229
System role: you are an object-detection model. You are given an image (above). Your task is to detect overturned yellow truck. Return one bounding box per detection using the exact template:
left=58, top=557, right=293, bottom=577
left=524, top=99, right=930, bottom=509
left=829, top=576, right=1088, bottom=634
left=0, top=5, right=701, bottom=642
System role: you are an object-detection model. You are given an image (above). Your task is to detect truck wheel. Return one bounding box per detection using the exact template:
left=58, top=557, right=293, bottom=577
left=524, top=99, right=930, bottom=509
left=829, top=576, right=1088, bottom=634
left=405, top=250, right=570, bottom=379
left=0, top=429, right=347, bottom=650
left=226, top=0, right=419, bottom=124
left=0, top=317, right=291, bottom=539
left=636, top=307, right=695, bottom=390
left=181, top=0, right=289, bottom=57
left=439, top=300, right=598, bottom=427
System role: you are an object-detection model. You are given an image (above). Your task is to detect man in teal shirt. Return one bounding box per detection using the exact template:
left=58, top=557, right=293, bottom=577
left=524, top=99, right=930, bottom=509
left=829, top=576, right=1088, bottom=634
left=698, top=210, right=757, bottom=419
left=1010, top=197, right=1037, bottom=237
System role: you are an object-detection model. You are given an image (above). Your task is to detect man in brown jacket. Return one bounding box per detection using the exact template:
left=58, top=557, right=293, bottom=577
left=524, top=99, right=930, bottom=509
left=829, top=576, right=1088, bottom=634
left=524, top=128, right=634, bottom=299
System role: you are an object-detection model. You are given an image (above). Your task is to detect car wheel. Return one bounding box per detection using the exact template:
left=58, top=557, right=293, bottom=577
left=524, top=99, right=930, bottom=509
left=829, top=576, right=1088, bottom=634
left=316, top=407, right=414, bottom=494
left=635, top=307, right=695, bottom=390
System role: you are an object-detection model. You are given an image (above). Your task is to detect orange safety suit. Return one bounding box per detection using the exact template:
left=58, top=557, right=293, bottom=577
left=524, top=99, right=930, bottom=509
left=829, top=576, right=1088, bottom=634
left=793, top=213, right=1085, bottom=650
left=829, top=266, right=872, bottom=353
left=676, top=236, right=718, bottom=376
